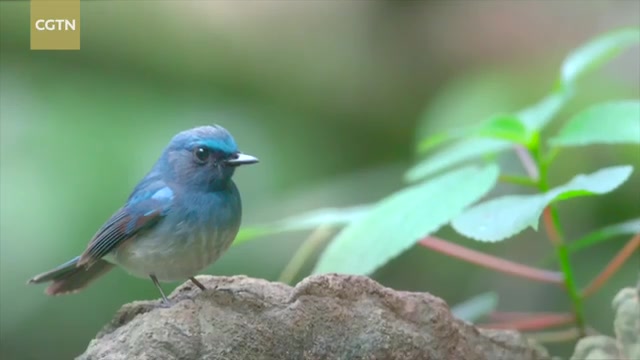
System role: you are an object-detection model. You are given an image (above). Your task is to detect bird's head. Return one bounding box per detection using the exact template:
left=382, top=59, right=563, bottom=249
left=159, top=125, right=258, bottom=191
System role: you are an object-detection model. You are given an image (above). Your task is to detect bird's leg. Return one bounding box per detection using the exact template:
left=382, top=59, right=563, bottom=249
left=189, top=276, right=235, bottom=295
left=150, top=274, right=171, bottom=306
left=189, top=276, right=206, bottom=291
left=190, top=276, right=236, bottom=296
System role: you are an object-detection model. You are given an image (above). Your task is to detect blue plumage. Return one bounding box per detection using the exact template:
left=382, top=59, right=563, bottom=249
left=28, top=125, right=258, bottom=304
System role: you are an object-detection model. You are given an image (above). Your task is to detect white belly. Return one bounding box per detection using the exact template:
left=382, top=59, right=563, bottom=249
left=109, top=224, right=237, bottom=282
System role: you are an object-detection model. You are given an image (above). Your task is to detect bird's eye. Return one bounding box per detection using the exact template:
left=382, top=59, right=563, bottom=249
left=193, top=146, right=210, bottom=164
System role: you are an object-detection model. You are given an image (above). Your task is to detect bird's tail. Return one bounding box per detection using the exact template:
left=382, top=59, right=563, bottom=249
left=27, top=256, right=114, bottom=295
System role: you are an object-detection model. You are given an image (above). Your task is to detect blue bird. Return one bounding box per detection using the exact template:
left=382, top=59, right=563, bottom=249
left=28, top=125, right=258, bottom=305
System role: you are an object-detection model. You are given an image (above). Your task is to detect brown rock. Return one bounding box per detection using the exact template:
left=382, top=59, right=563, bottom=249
left=78, top=274, right=549, bottom=360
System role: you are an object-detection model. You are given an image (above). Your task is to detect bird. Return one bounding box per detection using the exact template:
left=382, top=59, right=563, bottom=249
left=27, top=125, right=258, bottom=305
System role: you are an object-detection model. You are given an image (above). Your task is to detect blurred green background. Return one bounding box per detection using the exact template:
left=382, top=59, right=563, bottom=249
left=1, top=1, right=639, bottom=359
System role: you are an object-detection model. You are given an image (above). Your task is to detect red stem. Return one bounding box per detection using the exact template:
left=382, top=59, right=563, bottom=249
left=480, top=313, right=575, bottom=331
left=542, top=207, right=561, bottom=246
left=582, top=234, right=640, bottom=298
left=515, top=145, right=539, bottom=180
left=488, top=311, right=567, bottom=321
left=418, top=236, right=563, bottom=285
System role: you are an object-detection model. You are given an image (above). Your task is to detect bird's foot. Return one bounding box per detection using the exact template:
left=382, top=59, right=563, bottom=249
left=189, top=277, right=242, bottom=297
left=150, top=274, right=172, bottom=307
left=189, top=277, right=206, bottom=291
left=213, top=285, right=238, bottom=296
left=157, top=298, right=173, bottom=308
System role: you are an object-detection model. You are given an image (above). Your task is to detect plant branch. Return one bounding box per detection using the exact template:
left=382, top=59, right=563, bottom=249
left=418, top=236, right=564, bottom=285
left=542, top=203, right=586, bottom=335
left=581, top=233, right=640, bottom=298
left=516, top=142, right=586, bottom=336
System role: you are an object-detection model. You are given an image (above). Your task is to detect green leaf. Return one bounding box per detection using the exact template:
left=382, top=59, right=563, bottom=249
left=561, top=28, right=640, bottom=86
left=235, top=227, right=274, bottom=246
left=518, top=91, right=571, bottom=131
left=406, top=139, right=510, bottom=182
left=415, top=71, right=522, bottom=153
left=550, top=101, right=640, bottom=147
left=234, top=205, right=371, bottom=246
left=313, top=165, right=499, bottom=275
left=568, top=218, right=640, bottom=253
left=475, top=114, right=529, bottom=144
left=452, top=165, right=634, bottom=242
left=551, top=165, right=634, bottom=201
left=451, top=292, right=499, bottom=323
left=275, top=205, right=372, bottom=231
left=418, top=111, right=533, bottom=155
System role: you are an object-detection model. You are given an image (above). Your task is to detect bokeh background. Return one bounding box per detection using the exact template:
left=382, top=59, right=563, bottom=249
left=1, top=1, right=639, bottom=359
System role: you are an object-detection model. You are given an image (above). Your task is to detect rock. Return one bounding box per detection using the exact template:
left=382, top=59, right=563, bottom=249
left=78, top=274, right=549, bottom=360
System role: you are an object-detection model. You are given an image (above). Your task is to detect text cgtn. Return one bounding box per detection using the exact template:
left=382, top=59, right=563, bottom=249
left=35, top=19, right=76, bottom=31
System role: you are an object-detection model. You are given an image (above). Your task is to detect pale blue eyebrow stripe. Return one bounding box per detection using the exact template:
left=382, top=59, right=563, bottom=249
left=191, top=138, right=238, bottom=154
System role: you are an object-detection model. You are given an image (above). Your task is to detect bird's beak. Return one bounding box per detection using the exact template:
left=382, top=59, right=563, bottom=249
left=226, top=152, right=259, bottom=166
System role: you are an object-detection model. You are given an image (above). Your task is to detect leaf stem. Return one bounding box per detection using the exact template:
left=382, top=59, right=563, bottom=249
left=498, top=174, right=538, bottom=187
left=488, top=311, right=571, bottom=321
left=543, top=147, right=560, bottom=166
left=519, top=141, right=587, bottom=336
left=418, top=236, right=564, bottom=285
left=582, top=234, right=640, bottom=298
left=278, top=225, right=335, bottom=284
left=549, top=219, right=585, bottom=335
left=480, top=312, right=575, bottom=331
left=515, top=145, right=539, bottom=180
left=542, top=207, right=562, bottom=246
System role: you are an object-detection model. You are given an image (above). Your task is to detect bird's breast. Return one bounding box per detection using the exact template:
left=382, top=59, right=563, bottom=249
left=113, top=190, right=242, bottom=282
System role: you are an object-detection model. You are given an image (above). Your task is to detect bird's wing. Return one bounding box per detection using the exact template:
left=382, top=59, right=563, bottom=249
left=78, top=180, right=174, bottom=266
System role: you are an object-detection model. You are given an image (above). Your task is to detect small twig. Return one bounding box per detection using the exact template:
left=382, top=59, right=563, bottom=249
left=418, top=236, right=564, bottom=285
left=278, top=225, right=335, bottom=284
left=581, top=234, right=640, bottom=298
left=480, top=312, right=575, bottom=331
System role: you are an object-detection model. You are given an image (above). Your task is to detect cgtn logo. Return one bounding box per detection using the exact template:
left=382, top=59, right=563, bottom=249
left=30, top=0, right=80, bottom=50
left=34, top=19, right=76, bottom=31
